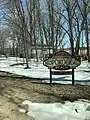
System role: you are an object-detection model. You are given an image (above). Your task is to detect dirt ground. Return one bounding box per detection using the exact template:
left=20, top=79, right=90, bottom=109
left=0, top=72, right=90, bottom=120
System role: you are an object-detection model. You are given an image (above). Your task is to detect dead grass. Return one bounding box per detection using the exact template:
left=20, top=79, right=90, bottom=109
left=0, top=72, right=90, bottom=119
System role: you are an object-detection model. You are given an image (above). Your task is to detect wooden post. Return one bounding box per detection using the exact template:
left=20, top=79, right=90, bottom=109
left=72, top=68, right=74, bottom=85
left=50, top=68, right=52, bottom=84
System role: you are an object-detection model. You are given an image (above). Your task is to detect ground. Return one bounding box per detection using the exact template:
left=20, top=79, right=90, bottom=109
left=0, top=71, right=90, bottom=120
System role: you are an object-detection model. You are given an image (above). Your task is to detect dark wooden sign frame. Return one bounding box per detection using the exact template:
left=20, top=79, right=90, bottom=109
left=43, top=51, right=81, bottom=85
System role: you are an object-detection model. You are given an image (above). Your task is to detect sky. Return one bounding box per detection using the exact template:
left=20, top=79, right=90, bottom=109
left=0, top=0, right=89, bottom=49
left=0, top=9, right=4, bottom=25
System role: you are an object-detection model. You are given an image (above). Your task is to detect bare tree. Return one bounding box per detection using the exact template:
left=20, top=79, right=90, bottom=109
left=77, top=0, right=90, bottom=61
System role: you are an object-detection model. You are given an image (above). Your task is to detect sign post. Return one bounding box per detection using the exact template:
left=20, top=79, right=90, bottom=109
left=50, top=68, right=52, bottom=84
left=72, top=68, right=74, bottom=85
left=43, top=51, right=81, bottom=85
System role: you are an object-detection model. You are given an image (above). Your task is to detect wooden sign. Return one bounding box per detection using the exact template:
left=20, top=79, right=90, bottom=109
left=51, top=70, right=72, bottom=75
left=43, top=51, right=81, bottom=70
left=43, top=51, right=81, bottom=85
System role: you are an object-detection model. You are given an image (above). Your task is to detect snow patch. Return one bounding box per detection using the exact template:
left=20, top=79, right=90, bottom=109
left=19, top=100, right=90, bottom=120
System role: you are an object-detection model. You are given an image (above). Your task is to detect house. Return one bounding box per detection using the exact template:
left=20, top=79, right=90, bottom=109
left=0, top=45, right=89, bottom=60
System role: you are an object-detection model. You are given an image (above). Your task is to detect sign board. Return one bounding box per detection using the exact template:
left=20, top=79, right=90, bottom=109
left=43, top=51, right=81, bottom=70
left=51, top=70, right=72, bottom=75
left=43, top=51, right=81, bottom=85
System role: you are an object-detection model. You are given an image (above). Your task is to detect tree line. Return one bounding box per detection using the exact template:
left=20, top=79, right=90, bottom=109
left=0, top=0, right=90, bottom=68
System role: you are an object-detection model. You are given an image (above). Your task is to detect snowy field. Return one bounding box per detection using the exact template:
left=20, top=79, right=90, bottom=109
left=0, top=57, right=90, bottom=85
left=0, top=57, right=90, bottom=120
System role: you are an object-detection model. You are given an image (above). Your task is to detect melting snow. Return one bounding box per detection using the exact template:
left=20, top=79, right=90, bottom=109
left=0, top=57, right=90, bottom=85
left=19, top=100, right=90, bottom=120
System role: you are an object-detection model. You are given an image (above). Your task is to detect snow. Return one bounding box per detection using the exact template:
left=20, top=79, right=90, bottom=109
left=0, top=57, right=90, bottom=119
left=19, top=99, right=90, bottom=120
left=0, top=57, right=90, bottom=85
left=0, top=57, right=90, bottom=84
